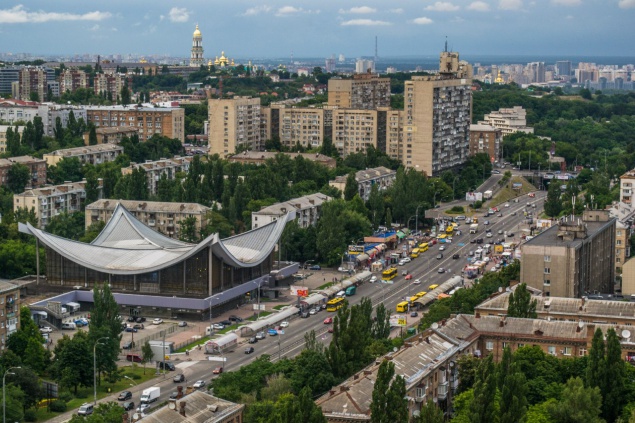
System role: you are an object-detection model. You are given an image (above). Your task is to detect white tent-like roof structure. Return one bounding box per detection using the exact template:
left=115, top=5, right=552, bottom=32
left=20, top=203, right=294, bottom=275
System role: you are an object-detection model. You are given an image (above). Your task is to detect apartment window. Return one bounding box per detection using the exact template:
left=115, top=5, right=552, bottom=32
left=502, top=342, right=508, bottom=349
left=544, top=255, right=551, bottom=262
left=544, top=280, right=551, bottom=286
left=563, top=347, right=572, bottom=356
left=416, top=387, right=425, bottom=398
left=486, top=341, right=494, bottom=351
left=548, top=346, right=556, bottom=356
left=518, top=343, right=525, bottom=348
left=544, top=268, right=550, bottom=274
left=579, top=348, right=587, bottom=356
left=617, top=240, right=622, bottom=245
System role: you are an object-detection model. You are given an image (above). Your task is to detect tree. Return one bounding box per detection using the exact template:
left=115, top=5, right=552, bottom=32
left=544, top=181, right=562, bottom=217
left=51, top=331, right=93, bottom=393
left=120, top=82, right=131, bottom=106
left=84, top=173, right=100, bottom=206
left=586, top=328, right=605, bottom=391
left=499, top=360, right=528, bottom=423
left=141, top=341, right=154, bottom=375
left=507, top=283, right=538, bottom=318
left=68, top=402, right=125, bottom=423
left=416, top=399, right=444, bottom=423
left=3, top=385, right=25, bottom=423
left=603, top=328, right=627, bottom=422
left=367, top=184, right=385, bottom=230
left=370, top=360, right=408, bottom=423
left=372, top=303, right=391, bottom=340
left=6, top=306, right=49, bottom=373
left=469, top=355, right=497, bottom=423
left=89, top=283, right=123, bottom=382
left=344, top=172, right=358, bottom=201
left=547, top=377, right=604, bottom=423
left=179, top=216, right=198, bottom=243
left=291, top=349, right=335, bottom=396
left=88, top=125, right=97, bottom=145
left=7, top=163, right=30, bottom=194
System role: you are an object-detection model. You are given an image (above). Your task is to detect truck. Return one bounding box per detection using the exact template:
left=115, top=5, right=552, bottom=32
left=469, top=223, right=479, bottom=234
left=484, top=190, right=493, bottom=200
left=345, top=286, right=356, bottom=296
left=140, top=387, right=160, bottom=404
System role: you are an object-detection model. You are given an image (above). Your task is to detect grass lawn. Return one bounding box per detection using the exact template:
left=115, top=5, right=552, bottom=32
left=35, top=364, right=157, bottom=421
left=174, top=335, right=211, bottom=353
left=272, top=304, right=287, bottom=311
left=489, top=177, right=536, bottom=206
left=318, top=281, right=334, bottom=290
left=246, top=311, right=272, bottom=321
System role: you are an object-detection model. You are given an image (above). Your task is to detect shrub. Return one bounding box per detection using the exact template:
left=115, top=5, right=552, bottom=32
left=50, top=400, right=67, bottom=412
left=450, top=206, right=465, bottom=213
left=23, top=409, right=37, bottom=422
left=58, top=392, right=73, bottom=403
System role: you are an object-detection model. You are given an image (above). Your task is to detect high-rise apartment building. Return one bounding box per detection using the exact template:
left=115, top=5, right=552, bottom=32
left=325, top=56, right=336, bottom=73
left=208, top=97, right=261, bottom=157
left=0, top=281, right=19, bottom=349
left=526, top=62, right=546, bottom=83
left=0, top=66, right=54, bottom=96
left=355, top=59, right=375, bottom=74
left=403, top=51, right=472, bottom=176
left=279, top=108, right=324, bottom=150
left=85, top=105, right=185, bottom=142
left=327, top=74, right=391, bottom=110
left=94, top=73, right=126, bottom=100
left=190, top=25, right=204, bottom=67
left=18, top=67, right=47, bottom=101
left=59, top=69, right=88, bottom=94
left=556, top=61, right=572, bottom=77
left=332, top=109, right=379, bottom=156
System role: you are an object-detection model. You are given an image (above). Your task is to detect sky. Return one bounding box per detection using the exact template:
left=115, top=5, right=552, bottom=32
left=0, top=0, right=634, bottom=59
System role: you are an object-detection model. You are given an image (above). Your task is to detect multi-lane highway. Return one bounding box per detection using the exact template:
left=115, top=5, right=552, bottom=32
left=89, top=190, right=547, bottom=420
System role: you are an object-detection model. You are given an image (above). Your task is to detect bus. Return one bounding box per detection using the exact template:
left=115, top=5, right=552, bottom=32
left=446, top=225, right=454, bottom=235
left=472, top=217, right=479, bottom=224
left=410, top=248, right=420, bottom=258
left=419, top=243, right=429, bottom=252
left=409, top=291, right=427, bottom=304
left=326, top=297, right=347, bottom=312
left=396, top=301, right=409, bottom=312
left=437, top=234, right=447, bottom=240
left=382, top=267, right=398, bottom=281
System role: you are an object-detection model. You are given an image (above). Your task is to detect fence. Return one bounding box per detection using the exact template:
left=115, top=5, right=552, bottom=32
left=127, top=324, right=182, bottom=352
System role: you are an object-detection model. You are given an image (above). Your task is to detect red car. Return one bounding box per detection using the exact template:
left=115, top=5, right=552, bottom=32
left=213, top=366, right=223, bottom=374
left=323, top=317, right=333, bottom=324
left=328, top=327, right=334, bottom=333
left=493, top=207, right=499, bottom=212
left=528, top=193, right=535, bottom=198
left=405, top=274, right=413, bottom=280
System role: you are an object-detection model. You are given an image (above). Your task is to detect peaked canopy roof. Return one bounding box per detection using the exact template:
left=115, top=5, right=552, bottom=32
left=20, top=203, right=294, bottom=275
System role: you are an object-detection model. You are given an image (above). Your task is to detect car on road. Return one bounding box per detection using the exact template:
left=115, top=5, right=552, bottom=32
left=512, top=211, right=517, bottom=216
left=335, top=291, right=345, bottom=298
left=212, top=323, right=224, bottom=330
left=213, top=366, right=223, bottom=374
left=133, top=323, right=144, bottom=330
left=245, top=346, right=255, bottom=354
left=122, top=341, right=133, bottom=350
left=309, top=307, right=318, bottom=315
left=268, top=328, right=278, bottom=336
left=528, top=193, right=536, bottom=198
left=173, top=374, right=185, bottom=383
left=403, top=257, right=411, bottom=263
left=497, top=213, right=503, bottom=217
left=78, top=403, right=94, bottom=416
left=152, top=318, right=163, bottom=325
left=452, top=254, right=460, bottom=260
left=280, top=321, right=289, bottom=328
left=193, top=380, right=206, bottom=388
left=118, top=391, right=132, bottom=401
left=122, top=401, right=135, bottom=411
left=39, top=326, right=53, bottom=334
left=413, top=278, right=421, bottom=284
left=492, top=207, right=499, bottom=212
left=507, top=232, right=515, bottom=237
left=401, top=270, right=408, bottom=276
left=470, top=239, right=476, bottom=244
left=170, top=391, right=180, bottom=400
left=491, top=170, right=501, bottom=174
left=398, top=260, right=406, bottom=266
left=436, top=253, right=443, bottom=260
left=229, top=315, right=243, bottom=322
left=484, top=220, right=490, bottom=225
left=438, top=268, right=445, bottom=273
left=300, top=311, right=310, bottom=318
left=405, top=274, right=413, bottom=280
left=428, top=284, right=439, bottom=290
left=124, top=327, right=137, bottom=333
left=309, top=265, right=321, bottom=270
left=136, top=404, right=150, bottom=414
left=255, top=331, right=266, bottom=340
left=370, top=275, right=378, bottom=283
left=178, top=321, right=188, bottom=327
left=505, top=203, right=510, bottom=207
left=486, top=232, right=493, bottom=238
left=498, top=229, right=504, bottom=234
left=476, top=238, right=483, bottom=244
left=410, top=312, right=419, bottom=317
left=324, top=317, right=333, bottom=324
left=248, top=337, right=257, bottom=344
left=439, top=245, right=445, bottom=251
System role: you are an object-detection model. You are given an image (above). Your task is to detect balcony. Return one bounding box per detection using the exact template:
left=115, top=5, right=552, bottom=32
left=148, top=219, right=156, bottom=227
left=438, top=382, right=449, bottom=400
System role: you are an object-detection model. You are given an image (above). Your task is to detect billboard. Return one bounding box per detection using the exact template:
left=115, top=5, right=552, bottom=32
left=466, top=192, right=483, bottom=202
left=348, top=245, right=365, bottom=254
left=290, top=285, right=309, bottom=297
left=389, top=314, right=407, bottom=327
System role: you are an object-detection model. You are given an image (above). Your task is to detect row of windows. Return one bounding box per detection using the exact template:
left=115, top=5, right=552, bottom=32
left=485, top=341, right=580, bottom=356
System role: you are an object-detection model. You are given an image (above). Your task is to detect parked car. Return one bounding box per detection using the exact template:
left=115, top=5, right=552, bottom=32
left=213, top=366, right=223, bottom=374
left=118, top=391, right=132, bottom=401
left=229, top=315, right=243, bottom=322
left=193, top=380, right=206, bottom=388
left=245, top=347, right=255, bottom=354
left=370, top=275, right=378, bottom=283
left=309, top=308, right=318, bottom=315
left=280, top=321, right=289, bottom=328
left=268, top=328, right=278, bottom=336
left=135, top=317, right=146, bottom=323
left=410, top=312, right=419, bottom=317
left=74, top=319, right=87, bottom=327
left=122, top=341, right=133, bottom=350
left=173, top=374, right=185, bottom=383
left=219, top=319, right=232, bottom=326
left=300, top=311, right=309, bottom=318
left=248, top=337, right=257, bottom=344
left=309, top=265, right=321, bottom=270
left=158, top=361, right=176, bottom=371
left=133, top=324, right=144, bottom=330
left=124, top=327, right=137, bottom=333
left=177, top=321, right=188, bottom=327
left=122, top=401, right=135, bottom=411
left=403, top=257, right=411, bottom=263
left=324, top=317, right=333, bottom=324
left=152, top=318, right=163, bottom=325
left=255, top=331, right=266, bottom=340
left=127, top=316, right=136, bottom=322
left=39, top=326, right=53, bottom=334
left=212, top=323, right=224, bottom=330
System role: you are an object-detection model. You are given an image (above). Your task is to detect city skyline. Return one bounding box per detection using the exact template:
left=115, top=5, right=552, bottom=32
left=0, top=1, right=634, bottom=59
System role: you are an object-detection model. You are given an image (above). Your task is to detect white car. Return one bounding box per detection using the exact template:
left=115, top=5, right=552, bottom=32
left=370, top=276, right=378, bottom=283
left=439, top=246, right=445, bottom=251
left=152, top=318, right=163, bottom=325
left=505, top=203, right=510, bottom=207
left=398, top=260, right=406, bottom=266
left=39, top=326, right=53, bottom=334
left=137, top=404, right=150, bottom=413
left=280, top=321, right=289, bottom=328
left=413, top=279, right=421, bottom=285
left=486, top=232, right=493, bottom=238
left=309, top=308, right=318, bottom=315
left=336, top=291, right=346, bottom=297
left=212, top=323, right=225, bottom=330
left=193, top=380, right=206, bottom=388
left=403, top=257, right=411, bottom=263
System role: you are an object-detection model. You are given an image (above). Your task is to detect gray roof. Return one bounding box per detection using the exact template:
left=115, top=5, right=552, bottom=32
left=47, top=144, right=123, bottom=157
left=331, top=166, right=396, bottom=184
left=19, top=203, right=294, bottom=274
left=254, top=193, right=331, bottom=216
left=87, top=199, right=209, bottom=215
left=228, top=150, right=336, bottom=164
left=523, top=217, right=615, bottom=248
left=0, top=280, right=19, bottom=295
left=136, top=391, right=244, bottom=423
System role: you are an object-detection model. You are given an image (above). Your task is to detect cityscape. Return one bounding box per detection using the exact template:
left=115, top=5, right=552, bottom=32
left=1, top=1, right=635, bottom=423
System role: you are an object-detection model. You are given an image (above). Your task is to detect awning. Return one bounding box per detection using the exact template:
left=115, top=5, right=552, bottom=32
left=32, top=311, right=47, bottom=316
left=367, top=248, right=378, bottom=258
left=396, top=231, right=406, bottom=239
left=356, top=253, right=369, bottom=262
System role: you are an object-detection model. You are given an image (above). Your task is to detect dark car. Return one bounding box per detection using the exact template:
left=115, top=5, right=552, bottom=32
left=170, top=391, right=179, bottom=400
left=127, top=316, right=136, bottom=322
left=245, top=346, right=255, bottom=354
left=436, top=253, right=443, bottom=260
left=122, top=401, right=135, bottom=411
left=122, top=341, right=133, bottom=350
left=124, top=327, right=137, bottom=333
left=118, top=391, right=132, bottom=401
left=133, top=323, right=144, bottom=330
left=507, top=232, right=515, bottom=237
left=300, top=311, right=309, bottom=318
left=452, top=254, right=460, bottom=260
left=309, top=265, right=321, bottom=270
left=248, top=337, right=257, bottom=344
left=229, top=315, right=243, bottom=322
left=158, top=361, right=175, bottom=371
left=470, top=239, right=477, bottom=244
left=476, top=238, right=483, bottom=244
left=135, top=317, right=146, bottom=323
left=173, top=373, right=185, bottom=383
left=410, top=312, right=419, bottom=317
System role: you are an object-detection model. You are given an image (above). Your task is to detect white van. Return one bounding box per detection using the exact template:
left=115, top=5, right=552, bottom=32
left=78, top=403, right=93, bottom=416
left=61, top=322, right=76, bottom=330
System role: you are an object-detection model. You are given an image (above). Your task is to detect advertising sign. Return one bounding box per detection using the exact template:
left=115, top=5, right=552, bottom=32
left=290, top=285, right=309, bottom=297
left=348, top=245, right=365, bottom=254
left=466, top=192, right=483, bottom=202
left=389, top=315, right=407, bottom=327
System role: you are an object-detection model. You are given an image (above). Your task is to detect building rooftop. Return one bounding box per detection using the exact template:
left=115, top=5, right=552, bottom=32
left=46, top=144, right=123, bottom=157
left=95, top=126, right=139, bottom=135
left=0, top=280, right=18, bottom=295
left=17, top=181, right=86, bottom=197
left=85, top=105, right=181, bottom=112
left=125, top=156, right=193, bottom=172
left=469, top=124, right=501, bottom=132
left=87, top=199, right=209, bottom=214
left=621, top=168, right=635, bottom=179
left=523, top=216, right=615, bottom=249
left=254, top=193, right=331, bottom=216
left=0, top=155, right=45, bottom=166
left=140, top=391, right=244, bottom=423
left=228, top=150, right=336, bottom=166
left=331, top=166, right=396, bottom=184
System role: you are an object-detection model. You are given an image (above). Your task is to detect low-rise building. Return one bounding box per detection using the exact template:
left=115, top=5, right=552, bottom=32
left=520, top=210, right=616, bottom=297
left=0, top=125, right=25, bottom=154
left=228, top=150, right=337, bottom=169
left=121, top=156, right=192, bottom=195
left=0, top=155, right=47, bottom=188
left=82, top=126, right=139, bottom=145
left=44, top=144, right=124, bottom=167
left=620, top=168, right=635, bottom=205
left=477, top=106, right=534, bottom=136
left=329, top=167, right=396, bottom=202
left=0, top=280, right=19, bottom=350
left=252, top=193, right=331, bottom=229
left=37, top=104, right=88, bottom=137
left=0, top=99, right=40, bottom=125
left=86, top=199, right=210, bottom=239
left=469, top=124, right=503, bottom=162
left=85, top=105, right=185, bottom=142
left=140, top=390, right=244, bottom=423
left=13, top=180, right=97, bottom=228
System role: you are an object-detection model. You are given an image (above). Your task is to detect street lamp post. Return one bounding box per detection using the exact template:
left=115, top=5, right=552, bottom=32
left=207, top=297, right=213, bottom=335
left=415, top=204, right=425, bottom=235
left=93, top=337, right=109, bottom=405
left=3, top=366, right=20, bottom=423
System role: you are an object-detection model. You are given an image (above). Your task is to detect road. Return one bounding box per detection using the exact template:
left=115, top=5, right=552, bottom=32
left=53, top=190, right=547, bottom=421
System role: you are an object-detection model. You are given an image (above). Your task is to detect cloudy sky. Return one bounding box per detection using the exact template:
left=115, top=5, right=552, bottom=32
left=0, top=1, right=633, bottom=59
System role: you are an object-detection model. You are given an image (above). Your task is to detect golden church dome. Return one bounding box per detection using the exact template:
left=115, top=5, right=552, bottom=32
left=193, top=24, right=201, bottom=38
